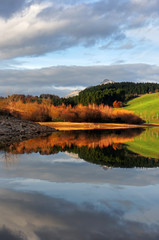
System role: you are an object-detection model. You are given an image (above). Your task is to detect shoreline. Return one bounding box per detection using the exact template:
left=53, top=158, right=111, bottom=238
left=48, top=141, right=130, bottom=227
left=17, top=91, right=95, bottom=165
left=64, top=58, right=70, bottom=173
left=39, top=122, right=158, bottom=131
left=0, top=114, right=56, bottom=147
left=0, top=112, right=158, bottom=148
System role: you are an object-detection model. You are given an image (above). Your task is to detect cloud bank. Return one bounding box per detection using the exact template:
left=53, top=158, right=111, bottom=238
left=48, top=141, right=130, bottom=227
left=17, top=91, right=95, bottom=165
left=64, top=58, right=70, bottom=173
left=0, top=0, right=159, bottom=95
left=0, top=64, right=159, bottom=96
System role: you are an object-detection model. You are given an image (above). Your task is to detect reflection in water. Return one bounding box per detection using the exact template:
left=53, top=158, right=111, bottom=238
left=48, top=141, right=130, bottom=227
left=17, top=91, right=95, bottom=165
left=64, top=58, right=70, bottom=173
left=0, top=128, right=159, bottom=239
left=127, top=127, right=159, bottom=159
left=0, top=186, right=159, bottom=240
left=0, top=152, right=19, bottom=169
left=4, top=128, right=159, bottom=168
left=9, top=128, right=143, bottom=153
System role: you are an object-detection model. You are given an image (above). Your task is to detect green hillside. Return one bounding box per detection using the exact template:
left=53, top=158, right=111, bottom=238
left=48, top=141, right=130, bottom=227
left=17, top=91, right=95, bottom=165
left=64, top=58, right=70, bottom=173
left=125, top=92, right=159, bottom=123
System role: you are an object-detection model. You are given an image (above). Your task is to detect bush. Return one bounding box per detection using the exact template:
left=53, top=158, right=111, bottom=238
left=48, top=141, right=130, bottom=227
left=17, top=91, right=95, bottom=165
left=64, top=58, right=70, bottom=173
left=5, top=100, right=144, bottom=124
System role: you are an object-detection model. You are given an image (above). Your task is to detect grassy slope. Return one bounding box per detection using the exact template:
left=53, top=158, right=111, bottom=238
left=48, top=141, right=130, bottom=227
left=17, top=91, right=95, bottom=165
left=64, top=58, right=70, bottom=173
left=124, top=92, right=159, bottom=123
left=127, top=128, right=159, bottom=159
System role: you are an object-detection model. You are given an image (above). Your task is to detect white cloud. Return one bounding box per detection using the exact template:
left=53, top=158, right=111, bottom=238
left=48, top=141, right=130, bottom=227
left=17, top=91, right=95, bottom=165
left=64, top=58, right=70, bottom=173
left=0, top=0, right=159, bottom=93
left=0, top=0, right=158, bottom=59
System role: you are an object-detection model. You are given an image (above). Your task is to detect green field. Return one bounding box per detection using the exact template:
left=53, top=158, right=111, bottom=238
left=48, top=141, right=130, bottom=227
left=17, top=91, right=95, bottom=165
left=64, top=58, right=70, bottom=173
left=124, top=92, right=159, bottom=123
left=127, top=128, right=159, bottom=159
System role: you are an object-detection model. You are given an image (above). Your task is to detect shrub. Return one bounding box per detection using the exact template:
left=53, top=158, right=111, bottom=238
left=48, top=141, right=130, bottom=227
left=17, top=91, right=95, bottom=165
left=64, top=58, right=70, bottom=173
left=5, top=100, right=144, bottom=124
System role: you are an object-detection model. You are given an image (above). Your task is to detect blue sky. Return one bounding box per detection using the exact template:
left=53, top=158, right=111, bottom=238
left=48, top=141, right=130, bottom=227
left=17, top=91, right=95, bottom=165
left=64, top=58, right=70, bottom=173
left=0, top=0, right=159, bottom=96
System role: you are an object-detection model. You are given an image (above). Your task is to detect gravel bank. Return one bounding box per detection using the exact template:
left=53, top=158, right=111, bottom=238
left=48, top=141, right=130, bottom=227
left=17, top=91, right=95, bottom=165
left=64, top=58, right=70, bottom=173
left=0, top=112, right=56, bottom=147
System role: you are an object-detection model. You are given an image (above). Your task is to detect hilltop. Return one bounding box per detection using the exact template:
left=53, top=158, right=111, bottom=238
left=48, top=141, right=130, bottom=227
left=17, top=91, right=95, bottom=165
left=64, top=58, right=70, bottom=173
left=62, top=82, right=159, bottom=106
left=63, top=78, right=114, bottom=98
left=100, top=79, right=115, bottom=85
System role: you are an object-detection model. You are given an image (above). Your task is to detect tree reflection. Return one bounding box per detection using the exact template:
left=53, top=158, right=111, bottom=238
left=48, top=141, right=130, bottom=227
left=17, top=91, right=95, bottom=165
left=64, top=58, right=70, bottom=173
left=9, top=129, right=143, bottom=154
left=1, top=128, right=159, bottom=168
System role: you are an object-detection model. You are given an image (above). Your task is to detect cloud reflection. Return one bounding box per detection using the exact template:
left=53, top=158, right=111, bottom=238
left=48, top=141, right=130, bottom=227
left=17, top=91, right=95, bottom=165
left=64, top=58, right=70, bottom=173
left=0, top=187, right=158, bottom=240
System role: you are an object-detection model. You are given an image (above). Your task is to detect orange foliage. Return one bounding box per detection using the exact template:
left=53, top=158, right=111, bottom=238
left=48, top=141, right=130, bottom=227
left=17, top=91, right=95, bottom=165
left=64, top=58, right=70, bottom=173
left=113, top=100, right=123, bottom=108
left=5, top=100, right=144, bottom=124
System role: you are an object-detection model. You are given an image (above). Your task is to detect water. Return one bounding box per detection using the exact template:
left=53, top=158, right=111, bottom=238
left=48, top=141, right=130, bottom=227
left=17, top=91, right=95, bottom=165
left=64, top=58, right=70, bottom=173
left=0, top=128, right=159, bottom=239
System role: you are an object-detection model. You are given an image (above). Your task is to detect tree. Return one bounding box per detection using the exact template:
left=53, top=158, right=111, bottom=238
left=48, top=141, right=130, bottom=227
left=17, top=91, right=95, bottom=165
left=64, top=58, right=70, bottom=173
left=113, top=100, right=123, bottom=108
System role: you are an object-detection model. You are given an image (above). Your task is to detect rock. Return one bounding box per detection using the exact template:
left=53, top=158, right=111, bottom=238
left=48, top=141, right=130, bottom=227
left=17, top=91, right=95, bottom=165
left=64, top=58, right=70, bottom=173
left=0, top=114, right=56, bottom=147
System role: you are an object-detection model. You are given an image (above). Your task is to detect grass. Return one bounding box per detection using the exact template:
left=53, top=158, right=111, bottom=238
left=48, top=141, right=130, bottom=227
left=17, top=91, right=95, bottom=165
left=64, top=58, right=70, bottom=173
left=124, top=92, right=159, bottom=123
left=127, top=128, right=159, bottom=159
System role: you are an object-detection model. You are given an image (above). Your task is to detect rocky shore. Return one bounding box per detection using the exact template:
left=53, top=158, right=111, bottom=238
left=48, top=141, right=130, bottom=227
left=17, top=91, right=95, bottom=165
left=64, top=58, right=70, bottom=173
left=0, top=112, right=56, bottom=147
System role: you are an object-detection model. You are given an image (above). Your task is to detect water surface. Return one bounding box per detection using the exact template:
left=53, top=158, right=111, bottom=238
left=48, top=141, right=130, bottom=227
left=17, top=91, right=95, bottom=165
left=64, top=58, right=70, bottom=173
left=0, top=128, right=159, bottom=239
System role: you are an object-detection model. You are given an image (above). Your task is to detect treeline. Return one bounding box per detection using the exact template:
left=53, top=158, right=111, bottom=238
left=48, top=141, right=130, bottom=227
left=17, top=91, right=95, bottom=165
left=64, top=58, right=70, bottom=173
left=1, top=81, right=158, bottom=124
left=5, top=82, right=159, bottom=107
left=5, top=100, right=144, bottom=124
left=68, top=82, right=159, bottom=106
left=70, top=88, right=125, bottom=106
left=6, top=94, right=61, bottom=106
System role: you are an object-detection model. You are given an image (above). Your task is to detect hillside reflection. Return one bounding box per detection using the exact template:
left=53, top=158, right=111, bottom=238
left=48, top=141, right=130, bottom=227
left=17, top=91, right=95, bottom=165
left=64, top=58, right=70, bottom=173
left=9, top=129, right=142, bottom=153
left=2, top=128, right=157, bottom=168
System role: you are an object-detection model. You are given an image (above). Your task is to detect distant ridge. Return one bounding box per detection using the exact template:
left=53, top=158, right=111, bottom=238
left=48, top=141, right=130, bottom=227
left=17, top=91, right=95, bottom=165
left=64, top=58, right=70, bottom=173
left=64, top=79, right=115, bottom=98
left=63, top=90, right=82, bottom=98
left=100, top=79, right=115, bottom=85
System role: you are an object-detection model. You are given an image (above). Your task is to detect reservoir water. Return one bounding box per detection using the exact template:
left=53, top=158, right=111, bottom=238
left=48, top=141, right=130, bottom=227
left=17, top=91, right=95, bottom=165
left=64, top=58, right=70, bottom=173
left=0, top=128, right=159, bottom=239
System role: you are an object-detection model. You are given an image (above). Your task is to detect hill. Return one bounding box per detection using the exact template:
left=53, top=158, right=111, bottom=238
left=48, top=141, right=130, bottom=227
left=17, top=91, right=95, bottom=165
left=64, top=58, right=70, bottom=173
left=124, top=92, right=159, bottom=123
left=63, top=78, right=114, bottom=99
left=2, top=82, right=159, bottom=124
left=4, top=82, right=159, bottom=108
left=63, top=82, right=159, bottom=106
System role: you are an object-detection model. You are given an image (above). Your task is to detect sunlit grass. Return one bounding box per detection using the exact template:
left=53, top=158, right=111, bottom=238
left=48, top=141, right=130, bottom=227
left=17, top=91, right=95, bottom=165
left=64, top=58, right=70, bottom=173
left=125, top=93, right=159, bottom=123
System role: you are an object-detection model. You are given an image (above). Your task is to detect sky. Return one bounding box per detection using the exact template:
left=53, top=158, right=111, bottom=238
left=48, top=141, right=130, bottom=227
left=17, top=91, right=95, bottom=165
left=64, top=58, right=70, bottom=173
left=0, top=0, right=159, bottom=97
